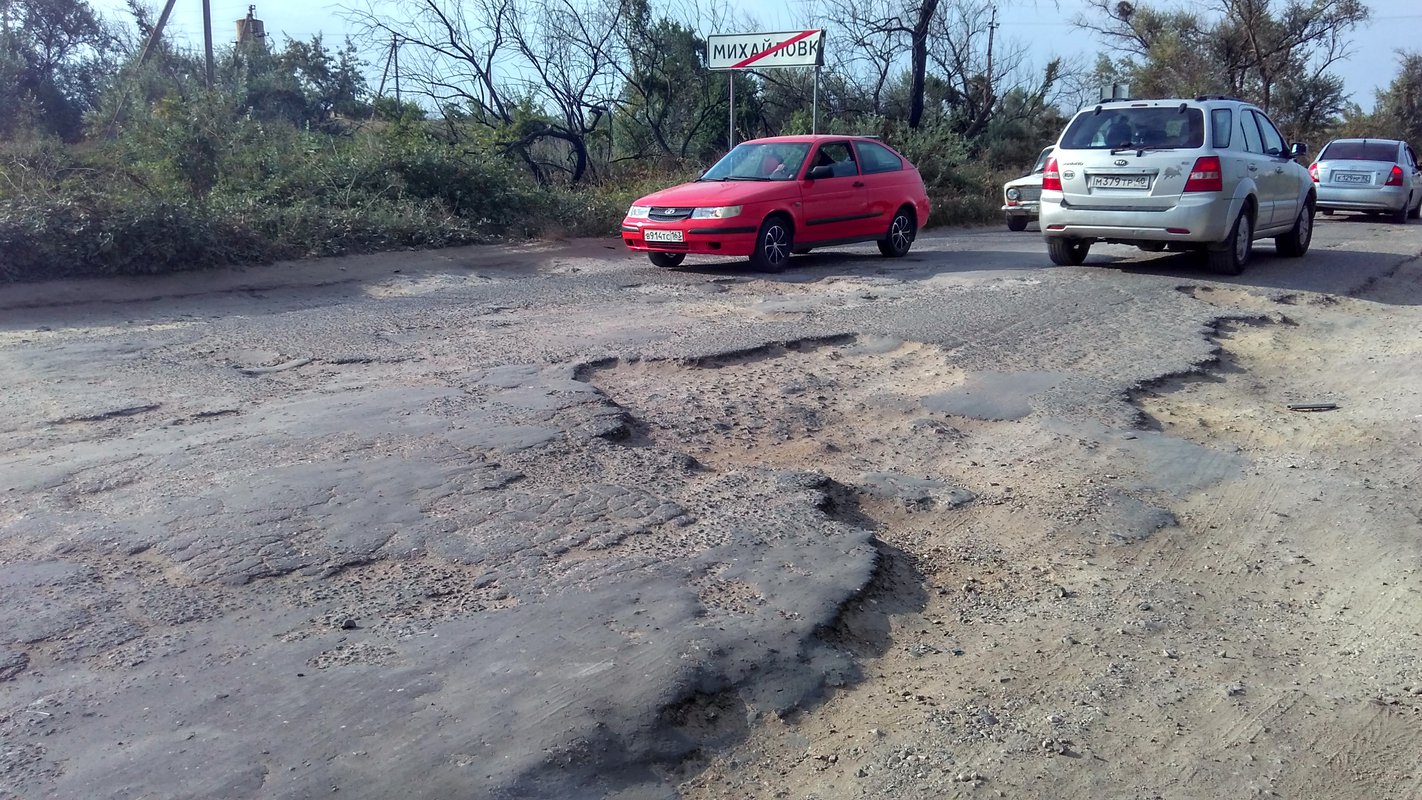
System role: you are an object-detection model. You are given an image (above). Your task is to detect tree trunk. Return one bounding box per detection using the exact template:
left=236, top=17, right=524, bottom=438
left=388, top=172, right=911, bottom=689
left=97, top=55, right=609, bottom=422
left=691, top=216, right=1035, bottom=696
left=908, top=0, right=940, bottom=128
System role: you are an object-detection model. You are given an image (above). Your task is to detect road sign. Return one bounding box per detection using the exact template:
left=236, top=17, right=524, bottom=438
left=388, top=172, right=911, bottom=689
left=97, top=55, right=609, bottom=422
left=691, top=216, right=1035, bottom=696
left=707, top=30, right=825, bottom=71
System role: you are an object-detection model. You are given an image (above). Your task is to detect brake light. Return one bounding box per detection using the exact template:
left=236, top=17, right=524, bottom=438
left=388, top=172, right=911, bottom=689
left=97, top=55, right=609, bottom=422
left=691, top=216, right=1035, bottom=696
left=1042, top=157, right=1061, bottom=191
left=1183, top=156, right=1223, bottom=192
left=1308, top=163, right=1319, bottom=182
left=1385, top=165, right=1404, bottom=186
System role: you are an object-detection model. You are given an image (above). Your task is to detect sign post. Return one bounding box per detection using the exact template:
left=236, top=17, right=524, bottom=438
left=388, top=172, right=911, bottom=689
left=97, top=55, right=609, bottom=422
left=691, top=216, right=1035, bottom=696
left=707, top=29, right=826, bottom=145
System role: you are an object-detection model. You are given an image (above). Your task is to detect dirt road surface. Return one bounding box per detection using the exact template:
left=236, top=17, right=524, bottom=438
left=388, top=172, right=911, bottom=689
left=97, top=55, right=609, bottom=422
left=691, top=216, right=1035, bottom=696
left=2, top=219, right=1419, bottom=799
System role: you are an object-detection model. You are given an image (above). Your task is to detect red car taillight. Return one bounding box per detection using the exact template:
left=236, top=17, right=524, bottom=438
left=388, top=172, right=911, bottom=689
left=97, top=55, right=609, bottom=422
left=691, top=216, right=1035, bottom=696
left=1385, top=165, right=1404, bottom=186
left=1308, top=163, right=1319, bottom=182
left=1183, top=156, right=1223, bottom=192
left=1041, top=157, right=1061, bottom=192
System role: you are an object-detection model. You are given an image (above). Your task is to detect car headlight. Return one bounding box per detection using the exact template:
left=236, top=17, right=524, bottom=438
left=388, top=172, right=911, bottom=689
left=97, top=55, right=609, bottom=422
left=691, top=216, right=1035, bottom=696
left=1005, top=187, right=1021, bottom=201
left=627, top=205, right=651, bottom=219
left=690, top=206, right=743, bottom=219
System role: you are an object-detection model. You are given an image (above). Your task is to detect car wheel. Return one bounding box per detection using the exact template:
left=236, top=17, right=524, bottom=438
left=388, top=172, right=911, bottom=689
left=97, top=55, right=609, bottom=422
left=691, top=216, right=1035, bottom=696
left=1274, top=198, right=1314, bottom=257
left=1137, top=242, right=1167, bottom=252
left=749, top=215, right=793, bottom=272
left=648, top=252, right=686, bottom=268
left=1391, top=199, right=1409, bottom=224
left=1046, top=237, right=1091, bottom=266
left=1410, top=195, right=1422, bottom=219
left=1207, top=208, right=1252, bottom=275
left=1006, top=216, right=1029, bottom=232
left=877, top=209, right=916, bottom=257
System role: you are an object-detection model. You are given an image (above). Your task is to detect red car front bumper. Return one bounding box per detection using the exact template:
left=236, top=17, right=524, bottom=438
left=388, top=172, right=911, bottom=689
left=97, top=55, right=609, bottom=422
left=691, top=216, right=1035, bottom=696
left=621, top=218, right=760, bottom=257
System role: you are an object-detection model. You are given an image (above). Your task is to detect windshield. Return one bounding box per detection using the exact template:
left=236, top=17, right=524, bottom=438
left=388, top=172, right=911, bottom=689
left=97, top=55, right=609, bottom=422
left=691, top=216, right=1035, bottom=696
left=701, top=143, right=811, bottom=181
left=1320, top=141, right=1399, bottom=162
left=1061, top=107, right=1205, bottom=150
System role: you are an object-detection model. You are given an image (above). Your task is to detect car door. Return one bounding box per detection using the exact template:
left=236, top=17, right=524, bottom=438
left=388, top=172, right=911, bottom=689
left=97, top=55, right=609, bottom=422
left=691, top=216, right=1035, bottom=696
left=800, top=141, right=871, bottom=242
left=1252, top=110, right=1299, bottom=227
left=1231, top=109, right=1273, bottom=225
left=852, top=140, right=910, bottom=236
left=1406, top=144, right=1422, bottom=206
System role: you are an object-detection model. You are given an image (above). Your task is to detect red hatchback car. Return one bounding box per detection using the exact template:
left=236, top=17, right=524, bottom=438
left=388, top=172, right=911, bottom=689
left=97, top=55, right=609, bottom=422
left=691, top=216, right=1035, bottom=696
left=621, top=135, right=931, bottom=270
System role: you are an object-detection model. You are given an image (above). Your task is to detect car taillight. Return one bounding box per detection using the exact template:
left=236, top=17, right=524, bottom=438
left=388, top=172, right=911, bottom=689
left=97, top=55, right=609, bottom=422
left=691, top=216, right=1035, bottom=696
left=1385, top=165, right=1404, bottom=186
left=1041, top=158, right=1061, bottom=192
left=1183, top=156, right=1223, bottom=192
left=1308, top=163, right=1319, bottom=182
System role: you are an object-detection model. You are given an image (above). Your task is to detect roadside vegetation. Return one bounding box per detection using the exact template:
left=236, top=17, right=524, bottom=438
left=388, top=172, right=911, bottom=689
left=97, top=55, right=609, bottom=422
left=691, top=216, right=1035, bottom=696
left=0, top=0, right=1418, bottom=282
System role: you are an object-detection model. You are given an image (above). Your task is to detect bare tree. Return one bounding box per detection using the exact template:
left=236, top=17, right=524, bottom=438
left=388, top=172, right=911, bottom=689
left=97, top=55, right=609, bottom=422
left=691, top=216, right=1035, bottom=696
left=347, top=0, right=629, bottom=183
left=812, top=0, right=940, bottom=127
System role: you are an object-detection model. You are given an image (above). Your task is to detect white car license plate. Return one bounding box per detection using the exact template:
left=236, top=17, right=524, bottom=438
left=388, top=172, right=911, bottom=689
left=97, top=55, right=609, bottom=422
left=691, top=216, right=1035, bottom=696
left=1089, top=175, right=1150, bottom=190
left=1332, top=172, right=1370, bottom=184
left=643, top=229, right=684, bottom=243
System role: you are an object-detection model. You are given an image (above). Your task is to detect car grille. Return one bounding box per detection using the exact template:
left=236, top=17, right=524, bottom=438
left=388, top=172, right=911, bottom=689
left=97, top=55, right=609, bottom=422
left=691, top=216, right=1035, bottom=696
left=1018, top=187, right=1041, bottom=203
left=650, top=207, right=694, bottom=221
left=645, top=241, right=688, bottom=250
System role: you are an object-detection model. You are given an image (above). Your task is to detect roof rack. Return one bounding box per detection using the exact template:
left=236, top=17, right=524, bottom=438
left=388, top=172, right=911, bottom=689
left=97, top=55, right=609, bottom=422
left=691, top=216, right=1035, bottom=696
left=1193, top=95, right=1248, bottom=103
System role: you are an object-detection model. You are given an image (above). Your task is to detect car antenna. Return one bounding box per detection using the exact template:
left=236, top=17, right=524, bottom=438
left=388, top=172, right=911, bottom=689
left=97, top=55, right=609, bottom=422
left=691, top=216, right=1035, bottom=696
left=1093, top=105, right=1103, bottom=115
left=1177, top=102, right=1187, bottom=113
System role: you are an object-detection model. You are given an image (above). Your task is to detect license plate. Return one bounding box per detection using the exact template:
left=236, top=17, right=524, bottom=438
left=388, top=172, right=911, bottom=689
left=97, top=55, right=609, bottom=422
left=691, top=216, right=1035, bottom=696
left=1332, top=172, right=1370, bottom=184
left=1089, top=175, right=1150, bottom=190
left=643, top=229, right=684, bottom=243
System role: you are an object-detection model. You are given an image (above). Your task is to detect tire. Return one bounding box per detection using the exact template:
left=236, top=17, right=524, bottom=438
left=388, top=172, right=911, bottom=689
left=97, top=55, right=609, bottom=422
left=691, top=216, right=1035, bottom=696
left=1391, top=199, right=1409, bottom=224
left=749, top=215, right=793, bottom=272
left=1006, top=215, right=1029, bottom=232
left=1046, top=237, right=1091, bottom=266
left=648, top=252, right=685, bottom=268
left=1207, top=208, right=1252, bottom=275
left=1137, top=242, right=1167, bottom=252
left=1410, top=195, right=1422, bottom=219
left=1274, top=198, right=1314, bottom=257
left=877, top=209, right=916, bottom=257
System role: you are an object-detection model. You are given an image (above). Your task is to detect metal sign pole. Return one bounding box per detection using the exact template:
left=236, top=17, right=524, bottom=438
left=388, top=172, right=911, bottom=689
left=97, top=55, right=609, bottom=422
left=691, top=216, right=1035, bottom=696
left=728, top=73, right=735, bottom=147
left=812, top=66, right=819, bottom=134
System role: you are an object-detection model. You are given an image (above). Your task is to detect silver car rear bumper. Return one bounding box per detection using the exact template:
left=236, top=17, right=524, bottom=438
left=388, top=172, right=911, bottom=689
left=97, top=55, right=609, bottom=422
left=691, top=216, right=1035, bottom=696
left=1038, top=192, right=1237, bottom=243
left=1315, top=184, right=1409, bottom=212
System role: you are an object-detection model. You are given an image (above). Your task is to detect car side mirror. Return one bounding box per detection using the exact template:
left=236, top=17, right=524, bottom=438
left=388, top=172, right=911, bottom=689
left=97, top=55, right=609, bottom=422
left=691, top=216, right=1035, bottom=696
left=807, top=165, right=834, bottom=180
left=1290, top=142, right=1308, bottom=158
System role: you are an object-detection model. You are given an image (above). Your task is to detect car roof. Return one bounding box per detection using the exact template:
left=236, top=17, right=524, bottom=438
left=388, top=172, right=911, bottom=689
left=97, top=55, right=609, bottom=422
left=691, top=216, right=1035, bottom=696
left=743, top=135, right=888, bottom=145
left=1324, top=138, right=1403, bottom=145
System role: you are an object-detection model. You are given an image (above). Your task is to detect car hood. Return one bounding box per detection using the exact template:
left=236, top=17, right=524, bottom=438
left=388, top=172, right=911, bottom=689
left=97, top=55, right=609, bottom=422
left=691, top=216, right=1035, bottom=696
left=1004, top=173, right=1045, bottom=190
left=636, top=181, right=798, bottom=207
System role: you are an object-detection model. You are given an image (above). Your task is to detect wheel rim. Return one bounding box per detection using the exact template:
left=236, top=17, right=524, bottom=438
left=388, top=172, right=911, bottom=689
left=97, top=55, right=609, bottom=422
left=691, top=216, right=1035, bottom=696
left=763, top=224, right=789, bottom=265
left=891, top=215, right=911, bottom=252
left=1299, top=207, right=1312, bottom=245
left=1234, top=216, right=1250, bottom=262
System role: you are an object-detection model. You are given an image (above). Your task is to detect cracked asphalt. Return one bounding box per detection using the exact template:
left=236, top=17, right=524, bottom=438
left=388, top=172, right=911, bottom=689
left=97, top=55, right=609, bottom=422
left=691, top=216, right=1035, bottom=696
left=2, top=220, right=1419, bottom=799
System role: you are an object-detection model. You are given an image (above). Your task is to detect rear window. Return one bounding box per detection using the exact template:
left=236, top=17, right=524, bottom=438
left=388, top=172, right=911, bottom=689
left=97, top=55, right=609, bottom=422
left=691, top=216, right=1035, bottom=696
left=856, top=141, right=904, bottom=174
left=1320, top=141, right=1399, bottom=162
left=1061, top=107, right=1205, bottom=150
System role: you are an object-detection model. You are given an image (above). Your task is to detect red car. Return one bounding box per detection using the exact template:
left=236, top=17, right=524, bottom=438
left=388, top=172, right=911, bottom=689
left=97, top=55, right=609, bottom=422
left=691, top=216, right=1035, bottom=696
left=621, top=135, right=931, bottom=270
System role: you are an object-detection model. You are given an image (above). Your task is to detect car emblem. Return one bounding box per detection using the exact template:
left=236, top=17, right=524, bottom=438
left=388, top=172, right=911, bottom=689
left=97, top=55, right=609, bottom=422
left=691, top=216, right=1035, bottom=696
left=1114, top=158, right=1128, bottom=166
left=1062, top=170, right=1075, bottom=180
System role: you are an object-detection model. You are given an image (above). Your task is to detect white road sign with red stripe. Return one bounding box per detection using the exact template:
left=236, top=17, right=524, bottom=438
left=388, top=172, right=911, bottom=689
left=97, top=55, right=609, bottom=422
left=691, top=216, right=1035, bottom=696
left=707, top=30, right=825, bottom=71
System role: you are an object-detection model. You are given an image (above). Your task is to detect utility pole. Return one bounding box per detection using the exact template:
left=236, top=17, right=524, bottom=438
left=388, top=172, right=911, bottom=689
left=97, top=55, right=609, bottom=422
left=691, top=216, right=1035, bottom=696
left=985, top=5, right=999, bottom=107
left=202, top=0, right=214, bottom=87
left=137, top=0, right=179, bottom=66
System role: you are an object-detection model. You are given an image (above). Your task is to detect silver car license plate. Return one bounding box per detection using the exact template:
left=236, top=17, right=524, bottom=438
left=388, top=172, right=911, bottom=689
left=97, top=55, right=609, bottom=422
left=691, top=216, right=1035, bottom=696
left=1089, top=175, right=1150, bottom=190
left=1332, top=172, right=1370, bottom=184
left=643, top=229, right=684, bottom=243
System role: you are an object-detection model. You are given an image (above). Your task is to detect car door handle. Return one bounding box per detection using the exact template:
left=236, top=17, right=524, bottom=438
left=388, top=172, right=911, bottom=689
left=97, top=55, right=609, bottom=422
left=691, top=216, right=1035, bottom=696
left=1248, top=164, right=1258, bottom=171
left=852, top=181, right=865, bottom=188
left=1275, top=167, right=1284, bottom=173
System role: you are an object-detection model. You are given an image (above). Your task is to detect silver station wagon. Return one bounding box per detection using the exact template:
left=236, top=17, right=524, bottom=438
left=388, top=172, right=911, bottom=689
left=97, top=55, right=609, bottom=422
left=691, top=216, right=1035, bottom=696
left=1039, top=97, right=1316, bottom=275
left=1310, top=138, right=1422, bottom=223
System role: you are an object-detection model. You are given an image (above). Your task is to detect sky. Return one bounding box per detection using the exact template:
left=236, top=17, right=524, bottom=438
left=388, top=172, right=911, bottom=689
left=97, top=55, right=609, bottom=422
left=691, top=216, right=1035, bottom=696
left=91, top=0, right=1420, bottom=111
